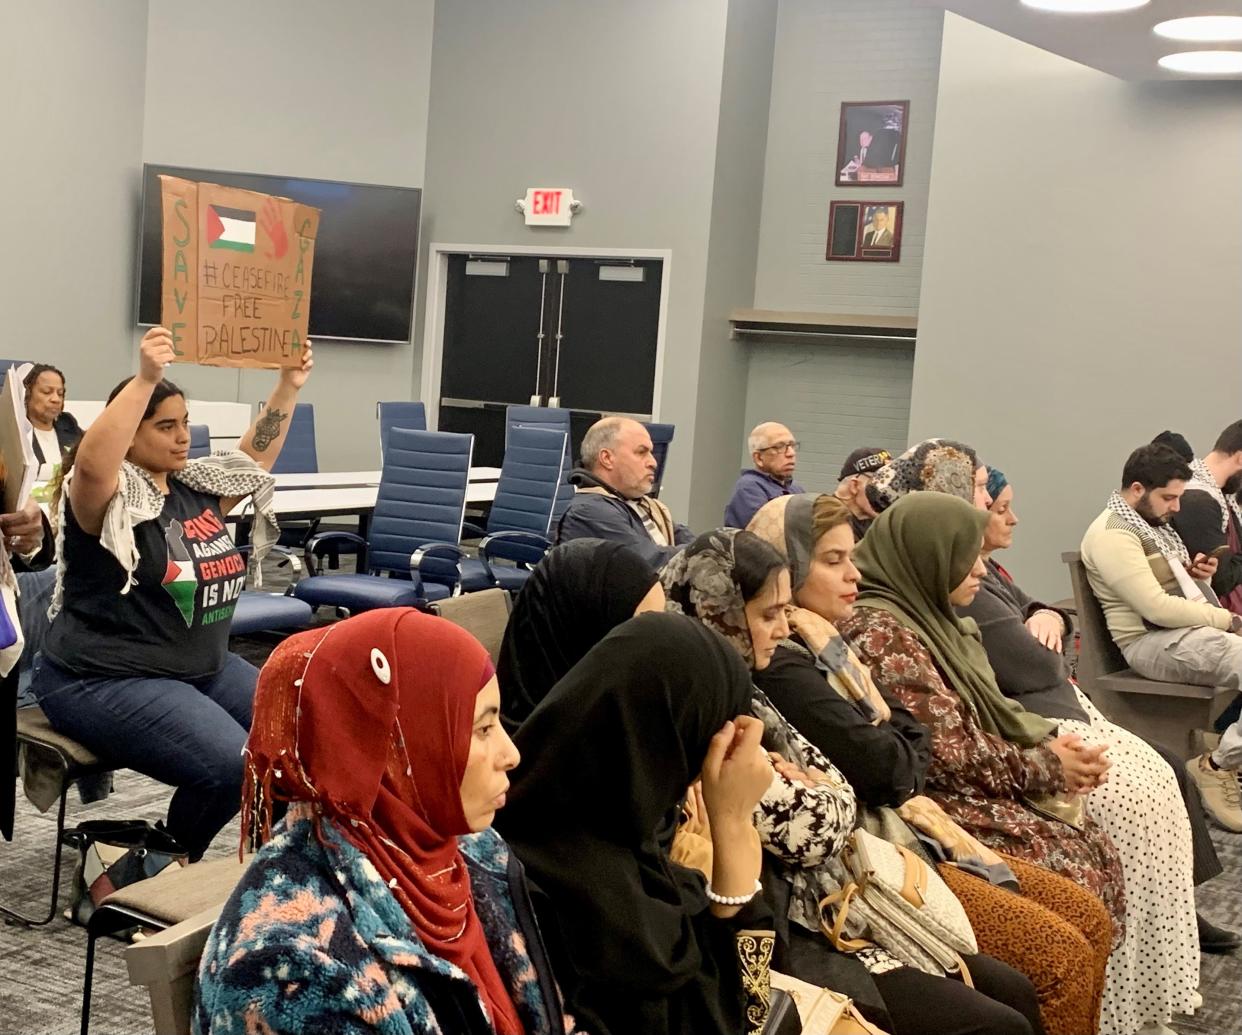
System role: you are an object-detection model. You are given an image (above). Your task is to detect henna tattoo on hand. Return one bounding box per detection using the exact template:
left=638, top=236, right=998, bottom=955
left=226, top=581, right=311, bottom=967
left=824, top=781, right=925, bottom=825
left=252, top=408, right=287, bottom=452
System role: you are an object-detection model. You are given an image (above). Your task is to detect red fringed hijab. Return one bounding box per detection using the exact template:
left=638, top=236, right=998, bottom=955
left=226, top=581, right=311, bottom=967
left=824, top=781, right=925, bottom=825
left=243, top=608, right=524, bottom=1035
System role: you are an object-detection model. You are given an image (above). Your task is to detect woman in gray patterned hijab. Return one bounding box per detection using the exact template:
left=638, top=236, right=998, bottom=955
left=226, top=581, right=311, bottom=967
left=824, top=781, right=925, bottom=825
left=865, top=439, right=988, bottom=515
left=660, top=529, right=1044, bottom=1035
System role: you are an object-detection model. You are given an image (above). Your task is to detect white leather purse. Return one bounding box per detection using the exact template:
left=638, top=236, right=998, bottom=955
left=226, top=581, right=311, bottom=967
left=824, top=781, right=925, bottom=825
left=820, top=828, right=977, bottom=981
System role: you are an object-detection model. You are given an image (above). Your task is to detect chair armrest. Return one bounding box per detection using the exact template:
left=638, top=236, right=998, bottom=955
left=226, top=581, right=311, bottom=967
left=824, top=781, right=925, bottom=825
left=411, top=542, right=467, bottom=592
left=235, top=543, right=303, bottom=576
left=479, top=530, right=551, bottom=568
left=461, top=521, right=487, bottom=541
left=304, top=531, right=368, bottom=576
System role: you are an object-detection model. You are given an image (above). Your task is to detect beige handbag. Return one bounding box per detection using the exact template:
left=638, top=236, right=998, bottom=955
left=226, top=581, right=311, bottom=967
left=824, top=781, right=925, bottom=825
left=770, top=970, right=890, bottom=1035
left=820, top=828, right=976, bottom=983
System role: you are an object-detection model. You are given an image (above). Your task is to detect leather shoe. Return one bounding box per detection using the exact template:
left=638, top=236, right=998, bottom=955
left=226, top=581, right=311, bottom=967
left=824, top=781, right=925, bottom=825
left=1198, top=912, right=1241, bottom=954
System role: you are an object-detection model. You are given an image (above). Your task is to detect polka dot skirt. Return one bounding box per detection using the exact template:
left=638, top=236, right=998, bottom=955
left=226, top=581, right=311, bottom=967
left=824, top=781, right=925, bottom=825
left=1062, top=689, right=1200, bottom=1035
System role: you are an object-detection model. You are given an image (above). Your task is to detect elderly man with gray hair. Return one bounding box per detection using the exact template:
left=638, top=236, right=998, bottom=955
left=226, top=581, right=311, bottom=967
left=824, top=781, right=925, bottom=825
left=554, top=416, right=693, bottom=569
left=723, top=421, right=806, bottom=529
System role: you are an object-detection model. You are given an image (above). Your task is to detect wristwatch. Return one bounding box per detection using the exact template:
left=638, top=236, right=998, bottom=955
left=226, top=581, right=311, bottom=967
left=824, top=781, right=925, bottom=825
left=1229, top=615, right=1242, bottom=634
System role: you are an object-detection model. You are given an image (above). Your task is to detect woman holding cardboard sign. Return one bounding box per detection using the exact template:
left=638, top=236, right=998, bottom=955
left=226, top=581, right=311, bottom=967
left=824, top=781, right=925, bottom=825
left=31, top=326, right=313, bottom=861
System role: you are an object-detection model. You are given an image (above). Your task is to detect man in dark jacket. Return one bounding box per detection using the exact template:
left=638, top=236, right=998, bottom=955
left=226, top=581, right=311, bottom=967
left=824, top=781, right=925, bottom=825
left=723, top=422, right=804, bottom=529
left=554, top=416, right=693, bottom=569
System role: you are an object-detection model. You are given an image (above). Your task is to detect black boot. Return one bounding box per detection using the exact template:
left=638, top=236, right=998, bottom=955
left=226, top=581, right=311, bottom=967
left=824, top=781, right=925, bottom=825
left=1199, top=912, right=1242, bottom=953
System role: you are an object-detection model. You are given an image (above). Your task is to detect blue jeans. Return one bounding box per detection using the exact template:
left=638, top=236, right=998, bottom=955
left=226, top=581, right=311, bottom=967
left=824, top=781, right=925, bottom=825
left=31, top=652, right=258, bottom=860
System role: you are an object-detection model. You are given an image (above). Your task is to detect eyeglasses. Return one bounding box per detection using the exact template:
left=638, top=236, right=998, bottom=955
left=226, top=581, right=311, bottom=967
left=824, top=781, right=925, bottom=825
left=759, top=440, right=800, bottom=455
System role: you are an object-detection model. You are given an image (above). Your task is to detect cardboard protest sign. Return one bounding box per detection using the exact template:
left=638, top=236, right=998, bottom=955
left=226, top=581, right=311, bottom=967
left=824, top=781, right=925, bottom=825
left=159, top=175, right=320, bottom=369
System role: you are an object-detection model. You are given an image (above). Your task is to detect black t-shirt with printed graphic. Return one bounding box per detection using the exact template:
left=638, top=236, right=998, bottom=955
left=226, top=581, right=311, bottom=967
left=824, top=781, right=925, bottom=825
left=45, top=481, right=247, bottom=680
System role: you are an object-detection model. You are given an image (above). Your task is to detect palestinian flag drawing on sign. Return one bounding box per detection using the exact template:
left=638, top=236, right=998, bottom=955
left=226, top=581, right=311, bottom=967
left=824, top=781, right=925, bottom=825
left=161, top=520, right=198, bottom=628
left=206, top=204, right=256, bottom=252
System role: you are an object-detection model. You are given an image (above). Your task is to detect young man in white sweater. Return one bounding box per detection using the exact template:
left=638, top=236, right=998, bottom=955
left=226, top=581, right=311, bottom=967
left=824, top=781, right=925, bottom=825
left=1081, top=443, right=1242, bottom=830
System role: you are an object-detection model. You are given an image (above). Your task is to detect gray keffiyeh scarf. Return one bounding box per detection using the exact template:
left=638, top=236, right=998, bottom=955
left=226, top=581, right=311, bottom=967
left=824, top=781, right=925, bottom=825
left=1190, top=458, right=1242, bottom=536
left=1105, top=489, right=1190, bottom=564
left=49, top=451, right=278, bottom=619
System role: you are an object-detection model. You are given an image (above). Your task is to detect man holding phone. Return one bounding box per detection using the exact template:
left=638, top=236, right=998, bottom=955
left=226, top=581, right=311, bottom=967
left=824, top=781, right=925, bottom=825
left=1173, top=420, right=1242, bottom=616
left=1081, top=443, right=1242, bottom=831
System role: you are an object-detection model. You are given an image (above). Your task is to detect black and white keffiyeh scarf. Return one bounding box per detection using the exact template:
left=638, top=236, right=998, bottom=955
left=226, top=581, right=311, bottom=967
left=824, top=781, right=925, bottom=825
left=1189, top=458, right=1242, bottom=536
left=1105, top=489, right=1190, bottom=564
left=49, top=451, right=278, bottom=619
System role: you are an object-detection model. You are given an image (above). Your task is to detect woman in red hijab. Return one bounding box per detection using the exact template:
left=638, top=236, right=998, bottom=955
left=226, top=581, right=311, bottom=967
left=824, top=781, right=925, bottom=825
left=194, top=608, right=586, bottom=1035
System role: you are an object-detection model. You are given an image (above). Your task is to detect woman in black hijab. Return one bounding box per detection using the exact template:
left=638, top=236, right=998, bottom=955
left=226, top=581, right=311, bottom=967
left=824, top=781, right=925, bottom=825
left=497, top=613, right=775, bottom=1035
left=497, top=539, right=663, bottom=731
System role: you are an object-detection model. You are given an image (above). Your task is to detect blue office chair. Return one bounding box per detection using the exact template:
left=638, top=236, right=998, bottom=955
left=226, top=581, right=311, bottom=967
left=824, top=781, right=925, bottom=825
left=378, top=401, right=428, bottom=461
left=231, top=592, right=314, bottom=635
left=187, top=424, right=211, bottom=459
left=459, top=427, right=566, bottom=592
left=228, top=546, right=314, bottom=635
left=269, top=403, right=318, bottom=475
left=291, top=428, right=474, bottom=613
left=506, top=405, right=574, bottom=522
left=645, top=422, right=675, bottom=498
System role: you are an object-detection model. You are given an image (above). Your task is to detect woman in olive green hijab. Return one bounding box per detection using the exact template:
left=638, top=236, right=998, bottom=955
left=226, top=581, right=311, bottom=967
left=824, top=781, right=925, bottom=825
left=838, top=493, right=1126, bottom=947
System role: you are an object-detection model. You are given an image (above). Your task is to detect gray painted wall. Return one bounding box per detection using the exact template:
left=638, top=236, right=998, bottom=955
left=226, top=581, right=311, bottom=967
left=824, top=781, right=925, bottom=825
left=742, top=0, right=941, bottom=485
left=693, top=0, right=780, bottom=525
left=142, top=0, right=436, bottom=470
left=754, top=0, right=943, bottom=315
left=420, top=0, right=733, bottom=527
left=913, top=14, right=1242, bottom=600
left=1, top=1, right=148, bottom=395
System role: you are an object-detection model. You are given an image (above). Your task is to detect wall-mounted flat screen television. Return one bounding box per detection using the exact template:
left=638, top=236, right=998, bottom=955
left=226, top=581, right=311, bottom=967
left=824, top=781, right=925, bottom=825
left=136, top=164, right=421, bottom=343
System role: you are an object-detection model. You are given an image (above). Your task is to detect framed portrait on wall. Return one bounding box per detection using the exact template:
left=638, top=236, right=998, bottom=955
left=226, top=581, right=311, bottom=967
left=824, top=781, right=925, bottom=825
left=836, top=101, right=908, bottom=186
left=825, top=201, right=903, bottom=262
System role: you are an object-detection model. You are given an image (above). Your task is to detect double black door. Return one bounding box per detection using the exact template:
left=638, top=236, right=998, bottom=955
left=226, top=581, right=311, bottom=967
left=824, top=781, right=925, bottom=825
left=438, top=254, right=662, bottom=466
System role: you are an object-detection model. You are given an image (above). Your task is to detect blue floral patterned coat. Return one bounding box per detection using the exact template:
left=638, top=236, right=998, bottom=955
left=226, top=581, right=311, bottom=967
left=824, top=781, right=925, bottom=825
left=194, top=807, right=585, bottom=1034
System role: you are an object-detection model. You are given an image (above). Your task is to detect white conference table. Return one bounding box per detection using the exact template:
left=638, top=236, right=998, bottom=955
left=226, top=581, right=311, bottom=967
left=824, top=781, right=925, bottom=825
left=256, top=482, right=497, bottom=518
left=271, top=466, right=501, bottom=490
left=232, top=479, right=499, bottom=562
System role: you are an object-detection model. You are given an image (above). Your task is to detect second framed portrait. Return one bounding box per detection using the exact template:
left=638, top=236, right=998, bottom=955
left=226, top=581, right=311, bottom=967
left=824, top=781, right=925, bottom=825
left=825, top=201, right=903, bottom=262
left=836, top=101, right=908, bottom=186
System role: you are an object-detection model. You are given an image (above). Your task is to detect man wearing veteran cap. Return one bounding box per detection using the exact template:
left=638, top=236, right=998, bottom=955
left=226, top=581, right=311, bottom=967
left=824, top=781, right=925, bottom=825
left=834, top=446, right=891, bottom=540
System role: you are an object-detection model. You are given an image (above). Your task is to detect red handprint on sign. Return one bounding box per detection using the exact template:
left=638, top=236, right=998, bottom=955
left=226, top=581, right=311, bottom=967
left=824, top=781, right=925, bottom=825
left=260, top=198, right=289, bottom=260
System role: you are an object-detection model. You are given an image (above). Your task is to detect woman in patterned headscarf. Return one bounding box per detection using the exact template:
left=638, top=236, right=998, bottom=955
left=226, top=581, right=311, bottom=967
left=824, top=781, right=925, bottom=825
left=864, top=439, right=988, bottom=516
left=749, top=493, right=1115, bottom=1035
left=662, top=528, right=1043, bottom=1035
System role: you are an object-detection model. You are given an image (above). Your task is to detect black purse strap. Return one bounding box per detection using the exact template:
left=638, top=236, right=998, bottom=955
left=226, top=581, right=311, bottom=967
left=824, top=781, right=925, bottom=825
left=60, top=819, right=187, bottom=857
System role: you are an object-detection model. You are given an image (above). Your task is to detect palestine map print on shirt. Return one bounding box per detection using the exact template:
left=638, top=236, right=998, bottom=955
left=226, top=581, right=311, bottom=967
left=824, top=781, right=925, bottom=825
left=160, top=512, right=246, bottom=628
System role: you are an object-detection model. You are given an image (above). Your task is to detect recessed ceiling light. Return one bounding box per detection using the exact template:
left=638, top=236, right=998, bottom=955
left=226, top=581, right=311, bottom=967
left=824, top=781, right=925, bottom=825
left=1159, top=50, right=1242, bottom=74
left=1154, top=16, right=1242, bottom=42
left=1020, top=0, right=1149, bottom=12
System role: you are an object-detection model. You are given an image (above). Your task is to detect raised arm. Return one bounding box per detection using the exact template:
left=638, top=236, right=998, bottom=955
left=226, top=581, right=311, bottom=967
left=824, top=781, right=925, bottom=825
left=68, top=328, right=174, bottom=535
left=236, top=345, right=314, bottom=471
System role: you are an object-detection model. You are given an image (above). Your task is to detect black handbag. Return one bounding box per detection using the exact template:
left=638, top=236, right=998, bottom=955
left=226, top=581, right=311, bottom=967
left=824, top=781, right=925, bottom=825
left=60, top=819, right=187, bottom=926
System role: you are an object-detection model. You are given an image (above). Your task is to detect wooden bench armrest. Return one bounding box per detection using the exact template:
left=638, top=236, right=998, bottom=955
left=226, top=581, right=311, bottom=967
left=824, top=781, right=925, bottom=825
left=125, top=903, right=225, bottom=987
